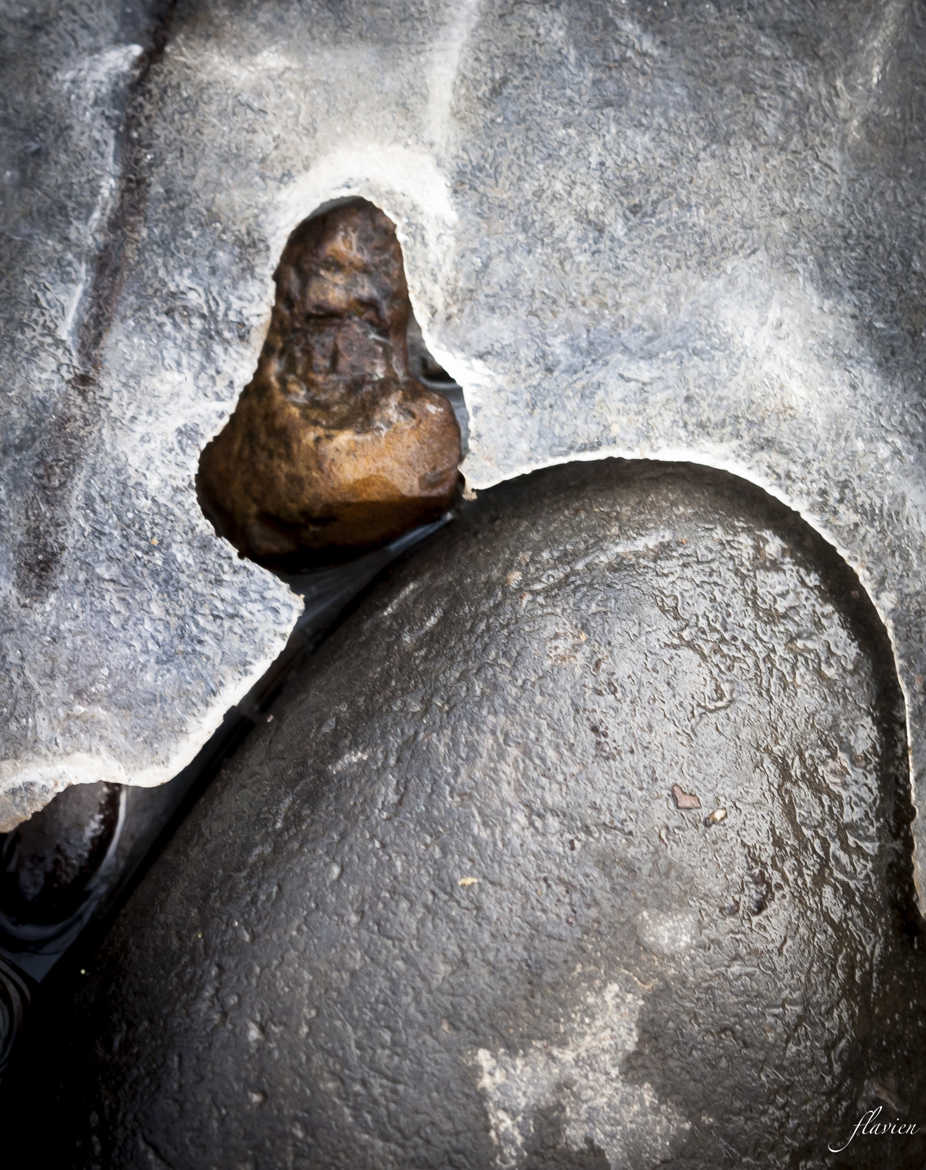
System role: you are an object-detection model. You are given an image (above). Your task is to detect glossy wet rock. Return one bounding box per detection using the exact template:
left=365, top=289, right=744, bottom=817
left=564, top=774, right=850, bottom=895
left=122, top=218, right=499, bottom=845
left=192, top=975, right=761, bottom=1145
left=198, top=199, right=461, bottom=569
left=0, top=782, right=122, bottom=940
left=24, top=463, right=925, bottom=1168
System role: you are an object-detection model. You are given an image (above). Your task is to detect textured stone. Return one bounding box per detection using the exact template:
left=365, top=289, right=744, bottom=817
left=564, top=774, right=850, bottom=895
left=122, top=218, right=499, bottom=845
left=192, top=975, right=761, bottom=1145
left=2, top=0, right=926, bottom=901
left=21, top=463, right=925, bottom=1168
left=198, top=198, right=461, bottom=569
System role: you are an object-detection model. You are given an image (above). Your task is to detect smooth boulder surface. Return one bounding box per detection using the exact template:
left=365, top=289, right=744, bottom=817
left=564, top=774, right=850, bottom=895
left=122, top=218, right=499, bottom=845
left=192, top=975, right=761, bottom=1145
left=24, top=461, right=924, bottom=1169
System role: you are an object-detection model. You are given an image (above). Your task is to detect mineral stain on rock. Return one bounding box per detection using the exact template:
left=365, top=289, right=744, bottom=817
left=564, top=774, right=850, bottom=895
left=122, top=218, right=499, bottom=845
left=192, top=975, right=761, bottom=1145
left=670, top=783, right=701, bottom=810
left=197, top=197, right=463, bottom=570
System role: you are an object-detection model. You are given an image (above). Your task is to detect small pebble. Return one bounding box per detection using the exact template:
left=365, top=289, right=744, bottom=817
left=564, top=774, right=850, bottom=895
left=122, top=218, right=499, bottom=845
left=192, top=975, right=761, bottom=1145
left=671, top=783, right=701, bottom=810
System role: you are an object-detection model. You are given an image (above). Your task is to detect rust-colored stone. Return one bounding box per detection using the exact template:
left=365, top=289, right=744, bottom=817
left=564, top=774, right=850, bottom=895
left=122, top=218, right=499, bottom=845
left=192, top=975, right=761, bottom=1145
left=197, top=198, right=462, bottom=569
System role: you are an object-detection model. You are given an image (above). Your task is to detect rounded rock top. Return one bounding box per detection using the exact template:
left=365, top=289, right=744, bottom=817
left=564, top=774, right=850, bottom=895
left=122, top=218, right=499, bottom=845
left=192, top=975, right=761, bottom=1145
left=17, top=460, right=925, bottom=1170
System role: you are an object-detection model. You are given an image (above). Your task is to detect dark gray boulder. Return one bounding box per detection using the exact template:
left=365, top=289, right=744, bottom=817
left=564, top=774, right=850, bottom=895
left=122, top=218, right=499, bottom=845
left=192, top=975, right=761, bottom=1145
left=23, top=461, right=925, bottom=1168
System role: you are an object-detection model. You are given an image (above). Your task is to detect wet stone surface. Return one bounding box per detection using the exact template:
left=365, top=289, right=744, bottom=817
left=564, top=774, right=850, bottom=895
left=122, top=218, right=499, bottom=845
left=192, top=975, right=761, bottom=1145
left=0, top=782, right=122, bottom=946
left=3, top=1, right=926, bottom=891
left=198, top=198, right=462, bottom=570
left=17, top=461, right=924, bottom=1169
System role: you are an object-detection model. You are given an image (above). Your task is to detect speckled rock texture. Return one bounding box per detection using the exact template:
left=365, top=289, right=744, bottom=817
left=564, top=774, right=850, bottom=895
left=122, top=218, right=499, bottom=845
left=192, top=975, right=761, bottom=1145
left=0, top=0, right=302, bottom=826
left=22, top=463, right=925, bottom=1169
left=2, top=0, right=926, bottom=898
left=198, top=198, right=461, bottom=569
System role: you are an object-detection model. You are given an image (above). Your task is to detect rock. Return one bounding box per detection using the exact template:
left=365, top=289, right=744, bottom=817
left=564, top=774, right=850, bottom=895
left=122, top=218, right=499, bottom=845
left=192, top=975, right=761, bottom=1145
left=0, top=782, right=122, bottom=936
left=22, top=462, right=925, bottom=1168
left=0, top=783, right=122, bottom=1072
left=2, top=0, right=926, bottom=900
left=198, top=198, right=461, bottom=569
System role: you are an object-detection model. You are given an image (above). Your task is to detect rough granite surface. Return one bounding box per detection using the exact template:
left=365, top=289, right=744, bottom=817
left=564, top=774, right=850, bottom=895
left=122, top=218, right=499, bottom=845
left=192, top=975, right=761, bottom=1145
left=1, top=0, right=925, bottom=896
left=21, top=463, right=925, bottom=1169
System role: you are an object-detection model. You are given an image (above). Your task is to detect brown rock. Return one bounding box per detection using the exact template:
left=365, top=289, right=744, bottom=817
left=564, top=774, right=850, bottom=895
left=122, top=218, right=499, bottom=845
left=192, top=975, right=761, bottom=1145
left=197, top=198, right=462, bottom=569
